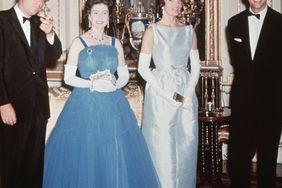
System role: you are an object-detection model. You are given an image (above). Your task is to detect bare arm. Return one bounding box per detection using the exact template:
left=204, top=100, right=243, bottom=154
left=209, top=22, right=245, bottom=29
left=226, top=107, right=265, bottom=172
left=140, top=27, right=154, bottom=54
left=138, top=26, right=181, bottom=106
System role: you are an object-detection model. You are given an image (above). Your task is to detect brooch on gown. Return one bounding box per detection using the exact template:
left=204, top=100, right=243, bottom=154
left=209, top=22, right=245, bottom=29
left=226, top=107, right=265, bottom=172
left=87, top=48, right=93, bottom=54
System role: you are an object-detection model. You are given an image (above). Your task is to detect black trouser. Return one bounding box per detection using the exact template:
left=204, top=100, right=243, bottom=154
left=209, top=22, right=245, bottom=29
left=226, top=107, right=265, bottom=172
left=0, top=112, right=47, bottom=188
left=228, top=116, right=282, bottom=188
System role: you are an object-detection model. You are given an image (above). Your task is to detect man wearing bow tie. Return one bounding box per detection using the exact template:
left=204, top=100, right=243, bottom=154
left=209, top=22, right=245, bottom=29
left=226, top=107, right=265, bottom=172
left=227, top=0, right=282, bottom=187
left=0, top=0, right=62, bottom=187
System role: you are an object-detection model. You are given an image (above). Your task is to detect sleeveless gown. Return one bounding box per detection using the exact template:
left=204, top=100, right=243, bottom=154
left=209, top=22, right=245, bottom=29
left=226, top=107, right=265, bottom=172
left=43, top=37, right=160, bottom=188
left=142, top=24, right=199, bottom=188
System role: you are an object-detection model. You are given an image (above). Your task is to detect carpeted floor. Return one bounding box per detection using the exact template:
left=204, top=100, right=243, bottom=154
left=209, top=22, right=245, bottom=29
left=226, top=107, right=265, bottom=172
left=197, top=162, right=282, bottom=188
left=197, top=175, right=282, bottom=188
left=1, top=162, right=282, bottom=187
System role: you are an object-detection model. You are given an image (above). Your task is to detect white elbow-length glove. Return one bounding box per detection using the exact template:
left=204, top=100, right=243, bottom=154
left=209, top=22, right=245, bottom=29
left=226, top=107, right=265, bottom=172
left=183, top=49, right=201, bottom=108
left=138, top=53, right=181, bottom=106
left=64, top=64, right=116, bottom=92
left=64, top=64, right=91, bottom=88
left=115, top=65, right=130, bottom=89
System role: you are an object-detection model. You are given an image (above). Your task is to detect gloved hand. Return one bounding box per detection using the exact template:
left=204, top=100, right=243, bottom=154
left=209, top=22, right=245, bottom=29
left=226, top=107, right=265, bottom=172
left=138, top=53, right=182, bottom=106
left=64, top=65, right=117, bottom=93
left=182, top=91, right=193, bottom=109
left=89, top=69, right=117, bottom=92
left=164, top=91, right=183, bottom=107
left=115, top=65, right=129, bottom=89
left=91, top=79, right=117, bottom=93
left=89, top=66, right=129, bottom=92
left=183, top=49, right=201, bottom=109
left=89, top=70, right=116, bottom=86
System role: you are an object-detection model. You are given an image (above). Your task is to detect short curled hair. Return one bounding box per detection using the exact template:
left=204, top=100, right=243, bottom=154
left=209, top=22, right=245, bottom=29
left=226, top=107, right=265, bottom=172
left=81, top=0, right=113, bottom=31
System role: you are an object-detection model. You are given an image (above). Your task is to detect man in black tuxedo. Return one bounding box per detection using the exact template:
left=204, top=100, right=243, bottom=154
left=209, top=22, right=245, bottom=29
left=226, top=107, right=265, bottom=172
left=227, top=0, right=282, bottom=187
left=0, top=0, right=62, bottom=187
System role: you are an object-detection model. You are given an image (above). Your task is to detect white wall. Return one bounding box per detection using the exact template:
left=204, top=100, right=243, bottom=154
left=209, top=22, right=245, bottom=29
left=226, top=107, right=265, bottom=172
left=0, top=0, right=15, bottom=10
left=0, top=0, right=80, bottom=51
left=274, top=0, right=281, bottom=12
left=41, top=0, right=80, bottom=51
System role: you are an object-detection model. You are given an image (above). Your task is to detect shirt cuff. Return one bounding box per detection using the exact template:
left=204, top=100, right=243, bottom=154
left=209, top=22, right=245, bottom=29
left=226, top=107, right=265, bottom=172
left=46, top=32, right=55, bottom=45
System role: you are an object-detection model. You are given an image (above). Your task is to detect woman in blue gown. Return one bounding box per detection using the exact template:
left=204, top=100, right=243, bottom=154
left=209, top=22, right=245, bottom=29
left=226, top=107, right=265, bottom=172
left=43, top=0, right=160, bottom=187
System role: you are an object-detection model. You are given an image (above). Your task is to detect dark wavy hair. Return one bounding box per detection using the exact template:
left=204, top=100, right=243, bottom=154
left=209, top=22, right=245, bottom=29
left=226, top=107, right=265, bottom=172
left=81, top=0, right=113, bottom=31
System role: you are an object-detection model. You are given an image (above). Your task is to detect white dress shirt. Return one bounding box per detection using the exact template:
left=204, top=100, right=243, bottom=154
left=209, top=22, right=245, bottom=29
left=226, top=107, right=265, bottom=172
left=14, top=4, right=55, bottom=46
left=248, top=6, right=267, bottom=60
left=14, top=4, right=31, bottom=46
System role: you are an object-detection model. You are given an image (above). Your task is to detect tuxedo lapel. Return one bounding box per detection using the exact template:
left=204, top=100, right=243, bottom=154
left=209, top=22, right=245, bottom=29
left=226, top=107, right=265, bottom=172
left=241, top=11, right=253, bottom=61
left=9, top=8, right=40, bottom=67
left=9, top=9, right=31, bottom=51
left=29, top=16, right=42, bottom=56
left=253, top=8, right=272, bottom=61
left=30, top=19, right=38, bottom=55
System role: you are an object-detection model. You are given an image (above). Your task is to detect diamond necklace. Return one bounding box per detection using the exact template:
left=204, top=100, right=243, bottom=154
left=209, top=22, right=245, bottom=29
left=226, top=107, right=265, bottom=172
left=88, top=32, right=106, bottom=42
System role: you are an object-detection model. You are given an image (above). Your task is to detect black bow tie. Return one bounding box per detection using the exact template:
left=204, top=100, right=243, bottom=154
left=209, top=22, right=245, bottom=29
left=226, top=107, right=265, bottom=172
left=23, top=17, right=31, bottom=23
left=247, top=11, right=260, bottom=19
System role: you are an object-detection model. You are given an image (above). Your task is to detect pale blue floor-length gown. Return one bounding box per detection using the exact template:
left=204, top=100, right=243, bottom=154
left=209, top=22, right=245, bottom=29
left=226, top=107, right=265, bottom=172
left=142, top=24, right=199, bottom=188
left=43, top=37, right=160, bottom=188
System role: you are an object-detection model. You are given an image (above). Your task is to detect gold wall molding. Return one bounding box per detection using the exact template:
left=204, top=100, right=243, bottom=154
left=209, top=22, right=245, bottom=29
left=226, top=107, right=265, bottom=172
left=79, top=0, right=87, bottom=34
left=204, top=0, right=220, bottom=67
left=200, top=0, right=222, bottom=111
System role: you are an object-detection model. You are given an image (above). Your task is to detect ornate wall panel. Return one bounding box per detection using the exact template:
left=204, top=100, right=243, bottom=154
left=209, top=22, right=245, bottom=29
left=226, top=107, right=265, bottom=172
left=204, top=0, right=220, bottom=66
left=199, top=0, right=223, bottom=112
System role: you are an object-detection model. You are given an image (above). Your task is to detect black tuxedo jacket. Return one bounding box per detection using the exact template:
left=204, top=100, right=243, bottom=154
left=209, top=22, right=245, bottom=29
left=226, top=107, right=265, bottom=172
left=0, top=7, right=62, bottom=122
left=227, top=7, right=282, bottom=124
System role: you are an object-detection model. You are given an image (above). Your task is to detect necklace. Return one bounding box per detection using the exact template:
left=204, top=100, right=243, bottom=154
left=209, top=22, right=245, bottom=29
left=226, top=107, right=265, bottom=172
left=159, top=18, right=179, bottom=27
left=88, top=32, right=107, bottom=42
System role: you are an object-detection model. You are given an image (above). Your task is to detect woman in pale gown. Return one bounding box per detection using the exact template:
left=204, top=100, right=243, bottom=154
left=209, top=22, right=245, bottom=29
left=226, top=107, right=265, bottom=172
left=138, top=0, right=201, bottom=187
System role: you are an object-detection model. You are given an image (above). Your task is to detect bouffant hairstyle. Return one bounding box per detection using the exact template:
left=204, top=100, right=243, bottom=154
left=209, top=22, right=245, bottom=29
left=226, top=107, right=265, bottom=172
left=81, top=0, right=113, bottom=31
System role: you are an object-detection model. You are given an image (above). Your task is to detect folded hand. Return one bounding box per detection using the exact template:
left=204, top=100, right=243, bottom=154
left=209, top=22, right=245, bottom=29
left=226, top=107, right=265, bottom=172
left=91, top=79, right=117, bottom=93
left=161, top=90, right=182, bottom=107
left=182, top=97, right=192, bottom=109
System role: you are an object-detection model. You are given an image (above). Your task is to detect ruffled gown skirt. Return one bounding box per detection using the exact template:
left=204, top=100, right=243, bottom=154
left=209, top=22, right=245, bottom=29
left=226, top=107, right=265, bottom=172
left=43, top=88, right=160, bottom=188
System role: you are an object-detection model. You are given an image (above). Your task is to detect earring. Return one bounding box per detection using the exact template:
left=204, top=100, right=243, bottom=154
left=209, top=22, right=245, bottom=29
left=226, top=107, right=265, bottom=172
left=88, top=20, right=92, bottom=28
left=107, top=22, right=109, bottom=29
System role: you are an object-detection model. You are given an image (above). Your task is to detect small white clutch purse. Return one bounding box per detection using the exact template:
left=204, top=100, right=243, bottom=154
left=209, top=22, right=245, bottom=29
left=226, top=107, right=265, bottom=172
left=89, top=70, right=116, bottom=85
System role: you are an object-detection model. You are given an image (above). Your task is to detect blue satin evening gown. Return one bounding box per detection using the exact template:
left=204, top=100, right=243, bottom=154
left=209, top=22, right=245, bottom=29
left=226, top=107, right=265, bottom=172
left=43, top=37, right=160, bottom=188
